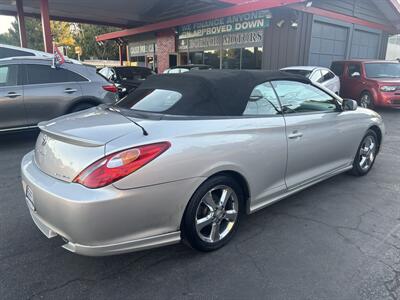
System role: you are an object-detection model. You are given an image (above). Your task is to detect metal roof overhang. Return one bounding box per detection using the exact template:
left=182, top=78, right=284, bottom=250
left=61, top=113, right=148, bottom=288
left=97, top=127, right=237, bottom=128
left=95, top=0, right=306, bottom=41
left=0, top=0, right=231, bottom=28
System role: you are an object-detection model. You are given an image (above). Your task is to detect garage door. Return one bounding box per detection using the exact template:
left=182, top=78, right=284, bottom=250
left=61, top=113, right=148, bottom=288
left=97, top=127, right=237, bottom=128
left=309, top=21, right=348, bottom=67
left=350, top=30, right=380, bottom=59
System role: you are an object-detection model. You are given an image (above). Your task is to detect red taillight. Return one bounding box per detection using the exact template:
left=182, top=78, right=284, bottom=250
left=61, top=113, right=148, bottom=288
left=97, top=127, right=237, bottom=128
left=102, top=84, right=118, bottom=93
left=73, top=142, right=171, bottom=189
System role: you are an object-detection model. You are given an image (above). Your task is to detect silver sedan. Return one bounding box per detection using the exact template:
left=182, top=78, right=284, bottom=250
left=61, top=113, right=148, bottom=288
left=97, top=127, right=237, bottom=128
left=21, top=70, right=384, bottom=256
left=281, top=66, right=341, bottom=95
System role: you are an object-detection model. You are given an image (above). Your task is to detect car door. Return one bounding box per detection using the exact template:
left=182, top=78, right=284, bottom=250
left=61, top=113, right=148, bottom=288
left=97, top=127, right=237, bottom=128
left=271, top=80, right=353, bottom=189
left=0, top=63, right=27, bottom=130
left=342, top=63, right=362, bottom=100
left=242, top=82, right=288, bottom=210
left=22, top=63, right=83, bottom=125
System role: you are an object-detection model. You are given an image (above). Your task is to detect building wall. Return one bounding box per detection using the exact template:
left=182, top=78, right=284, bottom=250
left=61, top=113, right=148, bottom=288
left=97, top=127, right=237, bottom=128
left=156, top=30, right=176, bottom=73
left=262, top=9, right=313, bottom=69
left=313, top=0, right=391, bottom=26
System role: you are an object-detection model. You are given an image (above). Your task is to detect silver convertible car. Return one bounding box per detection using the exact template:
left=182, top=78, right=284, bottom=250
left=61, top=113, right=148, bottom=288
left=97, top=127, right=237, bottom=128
left=21, top=70, right=384, bottom=256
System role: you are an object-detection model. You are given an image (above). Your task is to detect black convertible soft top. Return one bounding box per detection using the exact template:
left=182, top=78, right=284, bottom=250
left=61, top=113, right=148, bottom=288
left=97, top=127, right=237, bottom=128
left=129, top=70, right=310, bottom=116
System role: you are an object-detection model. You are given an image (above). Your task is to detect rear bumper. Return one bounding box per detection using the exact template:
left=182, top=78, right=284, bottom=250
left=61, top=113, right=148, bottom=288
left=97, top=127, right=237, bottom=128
left=21, top=151, right=204, bottom=256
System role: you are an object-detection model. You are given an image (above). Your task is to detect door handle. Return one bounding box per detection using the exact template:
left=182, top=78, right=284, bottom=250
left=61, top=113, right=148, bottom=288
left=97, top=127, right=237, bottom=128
left=5, top=92, right=21, bottom=98
left=64, top=88, right=77, bottom=94
left=288, top=131, right=303, bottom=139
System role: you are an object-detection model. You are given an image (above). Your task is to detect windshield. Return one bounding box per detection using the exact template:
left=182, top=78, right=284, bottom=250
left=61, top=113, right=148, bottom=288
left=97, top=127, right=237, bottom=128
left=283, top=69, right=312, bottom=78
left=116, top=89, right=182, bottom=113
left=365, top=63, right=400, bottom=78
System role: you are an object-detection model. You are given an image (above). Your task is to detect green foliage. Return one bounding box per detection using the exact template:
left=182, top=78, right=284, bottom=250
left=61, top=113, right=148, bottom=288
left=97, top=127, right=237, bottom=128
left=0, top=17, right=44, bottom=51
left=74, top=24, right=119, bottom=60
left=0, top=17, right=119, bottom=60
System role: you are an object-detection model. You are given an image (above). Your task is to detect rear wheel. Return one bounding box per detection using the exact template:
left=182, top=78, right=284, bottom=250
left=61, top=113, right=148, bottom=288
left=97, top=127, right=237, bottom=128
left=182, top=175, right=243, bottom=251
left=349, top=130, right=378, bottom=176
left=360, top=92, right=375, bottom=109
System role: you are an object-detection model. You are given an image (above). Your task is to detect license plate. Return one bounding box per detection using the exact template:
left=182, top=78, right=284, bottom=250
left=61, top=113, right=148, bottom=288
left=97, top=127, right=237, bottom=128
left=26, top=185, right=35, bottom=210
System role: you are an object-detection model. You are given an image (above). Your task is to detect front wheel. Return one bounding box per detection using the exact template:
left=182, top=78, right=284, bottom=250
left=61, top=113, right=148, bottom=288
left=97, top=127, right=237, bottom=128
left=360, top=92, right=375, bottom=109
left=349, top=130, right=378, bottom=176
left=181, top=175, right=243, bottom=252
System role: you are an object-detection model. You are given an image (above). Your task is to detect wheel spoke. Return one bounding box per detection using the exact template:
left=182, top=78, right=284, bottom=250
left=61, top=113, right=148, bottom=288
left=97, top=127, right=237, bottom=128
left=196, top=214, right=214, bottom=231
left=368, top=142, right=375, bottom=154
left=219, top=188, right=232, bottom=208
left=224, top=209, right=238, bottom=222
left=210, top=222, right=220, bottom=242
left=202, top=191, right=217, bottom=211
left=360, top=156, right=368, bottom=168
left=360, top=147, right=369, bottom=155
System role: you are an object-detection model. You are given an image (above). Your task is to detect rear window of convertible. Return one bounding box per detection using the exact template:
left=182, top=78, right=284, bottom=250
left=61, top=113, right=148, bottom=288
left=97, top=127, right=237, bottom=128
left=116, top=89, right=182, bottom=112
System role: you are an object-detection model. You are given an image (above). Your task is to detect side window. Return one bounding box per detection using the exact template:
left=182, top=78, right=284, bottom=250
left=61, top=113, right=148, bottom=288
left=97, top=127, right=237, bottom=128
left=26, top=64, right=86, bottom=84
left=243, top=82, right=281, bottom=116
left=319, top=69, right=335, bottom=82
left=310, top=70, right=323, bottom=83
left=0, top=65, right=18, bottom=87
left=330, top=62, right=344, bottom=76
left=272, top=80, right=338, bottom=113
left=98, top=67, right=110, bottom=79
left=347, top=64, right=361, bottom=77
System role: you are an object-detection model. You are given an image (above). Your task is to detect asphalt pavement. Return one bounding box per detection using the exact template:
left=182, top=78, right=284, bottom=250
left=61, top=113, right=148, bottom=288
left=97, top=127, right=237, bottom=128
left=1, top=109, right=400, bottom=300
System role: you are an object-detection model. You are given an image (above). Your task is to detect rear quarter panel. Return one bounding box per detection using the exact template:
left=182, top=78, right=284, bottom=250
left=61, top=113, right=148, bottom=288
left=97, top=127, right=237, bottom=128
left=107, top=116, right=288, bottom=205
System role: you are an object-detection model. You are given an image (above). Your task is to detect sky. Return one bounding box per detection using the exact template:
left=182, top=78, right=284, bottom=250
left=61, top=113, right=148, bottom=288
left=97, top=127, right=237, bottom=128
left=0, top=16, right=15, bottom=34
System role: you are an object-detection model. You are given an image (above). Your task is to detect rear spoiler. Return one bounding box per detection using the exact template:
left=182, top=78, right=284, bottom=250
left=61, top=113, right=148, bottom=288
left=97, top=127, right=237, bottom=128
left=38, top=123, right=104, bottom=147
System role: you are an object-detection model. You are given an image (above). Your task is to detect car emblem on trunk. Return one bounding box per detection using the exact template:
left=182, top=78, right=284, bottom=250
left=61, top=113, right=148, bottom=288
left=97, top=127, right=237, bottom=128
left=41, top=134, right=48, bottom=146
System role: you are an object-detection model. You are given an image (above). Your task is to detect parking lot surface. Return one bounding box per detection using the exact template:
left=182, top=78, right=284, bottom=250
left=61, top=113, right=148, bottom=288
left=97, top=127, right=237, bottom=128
left=1, top=109, right=400, bottom=300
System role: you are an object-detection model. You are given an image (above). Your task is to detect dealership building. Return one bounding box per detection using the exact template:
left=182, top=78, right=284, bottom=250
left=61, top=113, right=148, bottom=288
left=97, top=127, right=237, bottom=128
left=94, top=0, right=400, bottom=73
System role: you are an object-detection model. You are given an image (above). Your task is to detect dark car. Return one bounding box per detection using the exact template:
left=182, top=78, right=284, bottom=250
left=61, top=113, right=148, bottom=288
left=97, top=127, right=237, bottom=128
left=163, top=64, right=212, bottom=74
left=331, top=60, right=400, bottom=109
left=98, top=66, right=155, bottom=98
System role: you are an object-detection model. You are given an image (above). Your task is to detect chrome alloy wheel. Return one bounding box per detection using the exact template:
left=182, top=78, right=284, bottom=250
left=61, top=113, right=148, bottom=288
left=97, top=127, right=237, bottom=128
left=359, top=135, right=376, bottom=171
left=195, top=185, right=239, bottom=243
left=360, top=94, right=371, bottom=108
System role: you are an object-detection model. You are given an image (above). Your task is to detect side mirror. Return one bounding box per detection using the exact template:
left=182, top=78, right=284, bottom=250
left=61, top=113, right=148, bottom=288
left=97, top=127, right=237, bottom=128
left=342, top=98, right=358, bottom=111
left=351, top=72, right=361, bottom=78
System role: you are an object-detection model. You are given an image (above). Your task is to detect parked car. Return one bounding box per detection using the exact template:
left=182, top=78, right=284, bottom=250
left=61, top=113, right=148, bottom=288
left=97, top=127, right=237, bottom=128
left=98, top=66, right=155, bottom=98
left=0, top=57, right=118, bottom=132
left=281, top=66, right=340, bottom=94
left=163, top=64, right=212, bottom=74
left=331, top=60, right=400, bottom=109
left=21, top=70, right=384, bottom=256
left=0, top=43, right=81, bottom=64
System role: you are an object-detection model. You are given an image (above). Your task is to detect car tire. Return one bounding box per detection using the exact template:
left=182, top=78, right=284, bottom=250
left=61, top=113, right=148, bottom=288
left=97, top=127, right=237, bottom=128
left=181, top=175, right=243, bottom=252
left=70, top=102, right=96, bottom=113
left=349, top=129, right=378, bottom=176
left=360, top=92, right=375, bottom=109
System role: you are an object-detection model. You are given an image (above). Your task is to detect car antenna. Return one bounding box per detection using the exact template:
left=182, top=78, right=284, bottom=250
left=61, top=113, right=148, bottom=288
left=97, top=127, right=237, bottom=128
left=131, top=120, right=148, bottom=136
left=107, top=106, right=148, bottom=136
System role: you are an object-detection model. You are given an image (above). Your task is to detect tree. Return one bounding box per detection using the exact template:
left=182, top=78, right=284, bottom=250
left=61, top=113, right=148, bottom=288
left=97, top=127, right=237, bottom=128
left=74, top=24, right=119, bottom=60
left=0, top=18, right=119, bottom=60
left=0, top=17, right=44, bottom=51
left=51, top=21, right=76, bottom=57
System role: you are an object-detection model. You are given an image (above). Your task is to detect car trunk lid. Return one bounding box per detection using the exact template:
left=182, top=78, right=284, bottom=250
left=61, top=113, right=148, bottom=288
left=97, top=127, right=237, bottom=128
left=35, top=106, right=143, bottom=182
